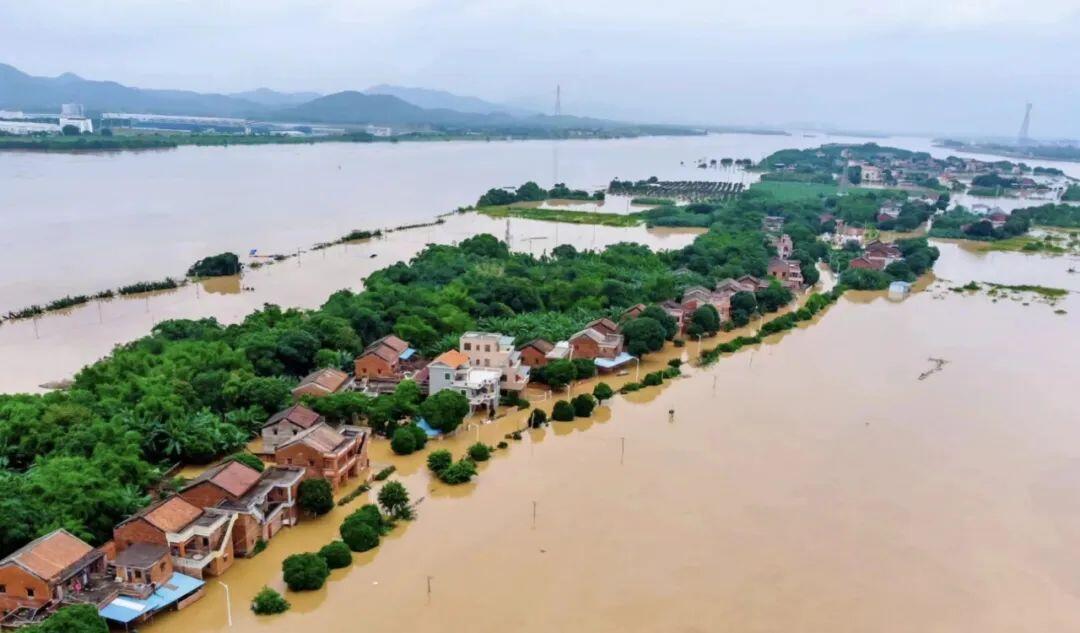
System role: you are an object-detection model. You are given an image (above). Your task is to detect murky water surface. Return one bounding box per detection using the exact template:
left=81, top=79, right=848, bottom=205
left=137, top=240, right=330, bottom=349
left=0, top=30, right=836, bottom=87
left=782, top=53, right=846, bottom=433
left=139, top=249, right=1079, bottom=633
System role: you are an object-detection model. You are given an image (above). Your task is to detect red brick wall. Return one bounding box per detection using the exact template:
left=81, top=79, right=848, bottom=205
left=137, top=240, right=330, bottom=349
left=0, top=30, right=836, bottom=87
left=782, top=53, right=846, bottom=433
left=0, top=564, right=50, bottom=613
left=355, top=355, right=394, bottom=378
left=113, top=518, right=167, bottom=552
left=570, top=336, right=600, bottom=360
left=519, top=346, right=549, bottom=367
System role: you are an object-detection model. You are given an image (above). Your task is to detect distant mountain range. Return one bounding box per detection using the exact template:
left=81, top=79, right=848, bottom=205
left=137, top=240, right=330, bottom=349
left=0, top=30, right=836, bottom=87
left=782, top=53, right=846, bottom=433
left=0, top=63, right=687, bottom=134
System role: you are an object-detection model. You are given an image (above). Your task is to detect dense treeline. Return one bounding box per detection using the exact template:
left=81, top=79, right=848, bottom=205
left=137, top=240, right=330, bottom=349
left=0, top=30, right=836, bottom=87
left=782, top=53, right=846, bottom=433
left=476, top=181, right=603, bottom=207
left=188, top=252, right=242, bottom=277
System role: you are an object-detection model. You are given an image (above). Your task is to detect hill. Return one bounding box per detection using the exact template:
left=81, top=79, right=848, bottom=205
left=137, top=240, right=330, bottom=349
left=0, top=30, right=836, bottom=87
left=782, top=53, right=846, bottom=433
left=365, top=84, right=534, bottom=117
left=229, top=87, right=322, bottom=107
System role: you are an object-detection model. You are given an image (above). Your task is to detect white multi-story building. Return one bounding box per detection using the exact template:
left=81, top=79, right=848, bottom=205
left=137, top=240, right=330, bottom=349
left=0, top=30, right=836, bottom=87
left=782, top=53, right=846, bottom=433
left=425, top=350, right=500, bottom=413
left=460, top=332, right=529, bottom=392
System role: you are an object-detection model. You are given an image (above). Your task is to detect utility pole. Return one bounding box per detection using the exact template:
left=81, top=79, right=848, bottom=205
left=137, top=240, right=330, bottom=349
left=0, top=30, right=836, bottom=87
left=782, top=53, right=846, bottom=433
left=554, top=84, right=561, bottom=116
left=218, top=581, right=233, bottom=627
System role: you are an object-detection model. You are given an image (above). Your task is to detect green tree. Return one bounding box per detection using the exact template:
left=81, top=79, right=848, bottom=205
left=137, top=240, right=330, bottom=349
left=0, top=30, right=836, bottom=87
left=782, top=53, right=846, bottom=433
left=419, top=389, right=470, bottom=433
left=23, top=604, right=107, bottom=633
left=640, top=306, right=678, bottom=339
left=251, top=586, right=291, bottom=615
left=229, top=452, right=265, bottom=472
left=543, top=359, right=576, bottom=391
left=390, top=426, right=417, bottom=455
left=622, top=317, right=666, bottom=357
left=571, top=394, right=596, bottom=417
left=61, top=124, right=81, bottom=136
left=377, top=480, right=412, bottom=519
left=592, top=382, right=614, bottom=403
left=282, top=552, right=330, bottom=591
left=467, top=442, right=492, bottom=462
left=340, top=515, right=380, bottom=552
left=298, top=478, right=334, bottom=517
left=427, top=449, right=453, bottom=474
left=318, top=541, right=353, bottom=569
left=438, top=458, right=478, bottom=484
left=552, top=400, right=575, bottom=421
left=571, top=357, right=597, bottom=380
left=688, top=304, right=720, bottom=336
left=529, top=408, right=548, bottom=427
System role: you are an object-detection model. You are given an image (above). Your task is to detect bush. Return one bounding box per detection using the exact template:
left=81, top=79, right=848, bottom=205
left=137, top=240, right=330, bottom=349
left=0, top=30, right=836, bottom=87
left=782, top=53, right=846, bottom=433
left=251, top=586, right=291, bottom=615
left=377, top=481, right=412, bottom=519
left=229, top=452, right=265, bottom=472
left=642, top=371, right=664, bottom=387
left=529, top=408, right=548, bottom=428
left=619, top=382, right=642, bottom=393
left=571, top=394, right=596, bottom=417
left=427, top=449, right=453, bottom=474
left=419, top=389, right=470, bottom=433
left=438, top=459, right=478, bottom=484
left=252, top=539, right=267, bottom=556
left=467, top=442, right=492, bottom=462
left=571, top=357, right=597, bottom=380
left=373, top=465, right=396, bottom=481
left=390, top=426, right=417, bottom=455
left=340, top=519, right=379, bottom=552
left=318, top=541, right=352, bottom=569
left=405, top=423, right=428, bottom=449
left=497, top=441, right=509, bottom=449
left=282, top=553, right=330, bottom=591
left=592, top=382, right=614, bottom=403
left=298, top=478, right=335, bottom=517
left=24, top=604, right=108, bottom=632
left=551, top=400, right=575, bottom=421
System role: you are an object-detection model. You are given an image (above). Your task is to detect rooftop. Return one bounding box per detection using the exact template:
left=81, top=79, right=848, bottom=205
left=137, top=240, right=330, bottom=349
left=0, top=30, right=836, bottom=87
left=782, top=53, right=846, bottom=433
left=184, top=460, right=262, bottom=498
left=294, top=367, right=351, bottom=394
left=263, top=404, right=323, bottom=430
left=114, top=543, right=169, bottom=570
left=0, top=529, right=95, bottom=582
left=431, top=349, right=470, bottom=368
left=140, top=496, right=204, bottom=533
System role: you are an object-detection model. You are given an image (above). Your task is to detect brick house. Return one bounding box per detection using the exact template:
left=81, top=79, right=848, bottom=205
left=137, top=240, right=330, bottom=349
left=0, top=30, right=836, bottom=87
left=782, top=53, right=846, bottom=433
left=111, top=543, right=174, bottom=588
left=569, top=327, right=625, bottom=360
left=619, top=304, right=646, bottom=321
left=582, top=318, right=620, bottom=337
left=767, top=257, right=804, bottom=290
left=517, top=339, right=554, bottom=368
left=261, top=404, right=325, bottom=451
left=0, top=529, right=107, bottom=618
left=848, top=255, right=885, bottom=271
left=354, top=335, right=413, bottom=381
left=113, top=496, right=235, bottom=579
left=178, top=461, right=304, bottom=557
left=291, top=368, right=353, bottom=399
left=273, top=423, right=368, bottom=491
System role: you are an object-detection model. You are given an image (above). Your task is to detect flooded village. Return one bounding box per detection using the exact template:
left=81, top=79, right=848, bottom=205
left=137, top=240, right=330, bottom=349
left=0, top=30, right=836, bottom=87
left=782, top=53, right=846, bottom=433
left=1, top=136, right=1079, bottom=633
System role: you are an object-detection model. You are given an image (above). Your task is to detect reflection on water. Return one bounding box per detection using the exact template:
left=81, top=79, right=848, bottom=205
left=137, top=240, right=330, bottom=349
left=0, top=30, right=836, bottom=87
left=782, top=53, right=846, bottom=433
left=0, top=213, right=703, bottom=393
left=930, top=240, right=1080, bottom=292
left=141, top=267, right=1080, bottom=633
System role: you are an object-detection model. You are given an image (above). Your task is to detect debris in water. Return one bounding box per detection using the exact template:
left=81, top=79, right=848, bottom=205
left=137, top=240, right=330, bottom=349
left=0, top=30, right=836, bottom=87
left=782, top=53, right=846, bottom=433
left=918, top=357, right=949, bottom=381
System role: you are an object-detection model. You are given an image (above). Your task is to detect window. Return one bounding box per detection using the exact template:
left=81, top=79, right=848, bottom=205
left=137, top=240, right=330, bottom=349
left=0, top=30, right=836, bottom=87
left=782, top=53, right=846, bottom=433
left=26, top=588, right=34, bottom=598
left=203, top=537, right=210, bottom=546
left=286, top=458, right=293, bottom=465
left=485, top=344, right=491, bottom=352
left=484, top=359, right=490, bottom=367
left=0, top=584, right=6, bottom=593
left=463, top=342, right=471, bottom=351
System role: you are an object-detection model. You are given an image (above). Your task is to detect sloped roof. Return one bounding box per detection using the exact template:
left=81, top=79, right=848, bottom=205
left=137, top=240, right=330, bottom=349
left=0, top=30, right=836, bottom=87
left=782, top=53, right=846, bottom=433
left=585, top=318, right=619, bottom=335
left=263, top=404, right=323, bottom=430
left=294, top=368, right=351, bottom=394
left=431, top=349, right=470, bottom=368
left=361, top=335, right=410, bottom=364
left=142, top=496, right=204, bottom=533
left=0, top=529, right=94, bottom=582
left=520, top=338, right=554, bottom=354
left=278, top=422, right=352, bottom=454
left=185, top=460, right=261, bottom=498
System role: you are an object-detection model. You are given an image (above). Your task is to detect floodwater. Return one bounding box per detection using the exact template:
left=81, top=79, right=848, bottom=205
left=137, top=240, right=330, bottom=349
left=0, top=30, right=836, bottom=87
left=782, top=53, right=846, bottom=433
left=0, top=213, right=704, bottom=393
left=141, top=248, right=1080, bottom=633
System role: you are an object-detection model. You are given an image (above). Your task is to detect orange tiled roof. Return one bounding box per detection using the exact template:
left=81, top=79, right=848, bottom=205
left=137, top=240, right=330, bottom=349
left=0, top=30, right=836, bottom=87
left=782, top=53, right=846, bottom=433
left=0, top=529, right=94, bottom=582
left=432, top=349, right=470, bottom=368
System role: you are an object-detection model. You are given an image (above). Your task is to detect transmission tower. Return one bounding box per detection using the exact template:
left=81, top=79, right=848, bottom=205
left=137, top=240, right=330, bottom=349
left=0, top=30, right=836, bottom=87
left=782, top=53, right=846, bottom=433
left=1017, top=102, right=1032, bottom=147
left=554, top=84, right=561, bottom=116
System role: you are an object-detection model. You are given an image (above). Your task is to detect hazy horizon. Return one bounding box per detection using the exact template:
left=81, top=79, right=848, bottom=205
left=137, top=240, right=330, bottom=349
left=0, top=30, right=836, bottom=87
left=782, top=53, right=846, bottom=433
left=2, top=0, right=1078, bottom=138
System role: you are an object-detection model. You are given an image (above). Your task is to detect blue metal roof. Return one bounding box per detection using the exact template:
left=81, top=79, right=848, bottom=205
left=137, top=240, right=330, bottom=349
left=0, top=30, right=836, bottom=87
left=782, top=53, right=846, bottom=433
left=399, top=347, right=417, bottom=360
left=594, top=352, right=635, bottom=370
left=414, top=418, right=441, bottom=438
left=99, top=572, right=205, bottom=624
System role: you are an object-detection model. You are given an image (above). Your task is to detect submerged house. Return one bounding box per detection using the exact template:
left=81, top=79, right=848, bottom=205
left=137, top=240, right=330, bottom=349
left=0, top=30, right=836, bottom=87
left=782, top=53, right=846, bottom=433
left=113, top=495, right=236, bottom=579
left=273, top=423, right=367, bottom=492
left=517, top=339, right=555, bottom=368
left=426, top=350, right=500, bottom=414
left=291, top=367, right=353, bottom=399
left=179, top=461, right=305, bottom=554
left=354, top=335, right=417, bottom=386
left=261, top=404, right=325, bottom=452
left=0, top=530, right=109, bottom=626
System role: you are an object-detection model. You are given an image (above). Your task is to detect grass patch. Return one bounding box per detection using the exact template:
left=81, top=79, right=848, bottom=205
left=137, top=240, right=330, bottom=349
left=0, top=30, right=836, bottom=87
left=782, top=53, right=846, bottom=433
left=987, top=283, right=1068, bottom=298
left=749, top=180, right=838, bottom=202
left=476, top=205, right=643, bottom=227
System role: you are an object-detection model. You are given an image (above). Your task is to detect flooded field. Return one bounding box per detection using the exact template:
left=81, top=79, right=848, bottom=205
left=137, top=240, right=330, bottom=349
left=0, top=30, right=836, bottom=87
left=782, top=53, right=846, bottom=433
left=0, top=212, right=703, bottom=393
left=139, top=248, right=1080, bottom=633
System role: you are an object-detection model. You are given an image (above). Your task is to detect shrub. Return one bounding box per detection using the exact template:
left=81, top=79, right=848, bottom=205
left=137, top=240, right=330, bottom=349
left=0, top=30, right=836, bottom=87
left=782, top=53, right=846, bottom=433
left=438, top=459, right=478, bottom=485
left=390, top=426, right=417, bottom=455
left=318, top=541, right=352, bottom=569
left=571, top=357, right=597, bottom=380
left=552, top=400, right=575, bottom=421
left=571, top=394, right=596, bottom=417
left=340, top=520, right=379, bottom=552
left=251, top=539, right=267, bottom=556
left=529, top=408, right=548, bottom=428
left=251, top=586, right=290, bottom=615
left=377, top=481, right=412, bottom=519
left=667, top=358, right=682, bottom=369
left=467, top=442, right=492, bottom=462
left=673, top=339, right=685, bottom=348
left=642, top=372, right=664, bottom=387
left=298, top=478, right=335, bottom=517
left=497, top=441, right=509, bottom=449
left=427, top=449, right=453, bottom=474
left=619, top=382, right=642, bottom=393
left=373, top=465, right=396, bottom=481
left=282, top=553, right=329, bottom=591
left=405, top=423, right=428, bottom=449
left=592, top=382, right=614, bottom=403
left=230, top=452, right=265, bottom=472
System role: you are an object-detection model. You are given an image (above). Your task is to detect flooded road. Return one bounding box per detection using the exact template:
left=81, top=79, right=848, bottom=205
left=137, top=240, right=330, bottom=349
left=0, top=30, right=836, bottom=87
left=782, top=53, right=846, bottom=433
left=0, top=213, right=703, bottom=393
left=142, top=250, right=1080, bottom=633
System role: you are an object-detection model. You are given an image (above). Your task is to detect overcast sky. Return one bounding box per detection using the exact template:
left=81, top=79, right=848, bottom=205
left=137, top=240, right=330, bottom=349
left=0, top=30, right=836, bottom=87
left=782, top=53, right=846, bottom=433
left=2, top=0, right=1078, bottom=137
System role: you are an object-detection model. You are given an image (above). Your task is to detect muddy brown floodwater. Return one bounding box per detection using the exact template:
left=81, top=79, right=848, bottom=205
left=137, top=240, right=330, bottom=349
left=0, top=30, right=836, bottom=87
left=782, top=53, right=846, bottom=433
left=143, top=249, right=1080, bottom=633
left=0, top=214, right=703, bottom=393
